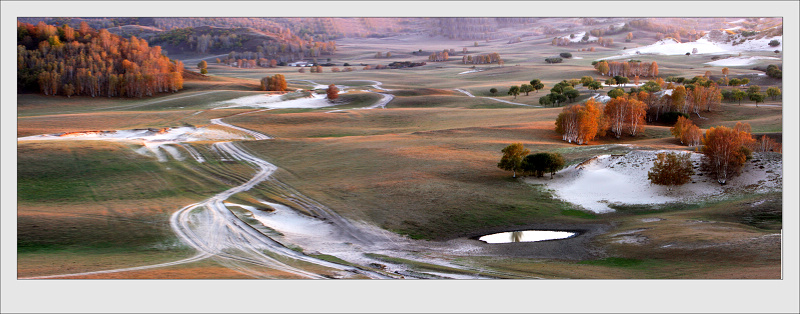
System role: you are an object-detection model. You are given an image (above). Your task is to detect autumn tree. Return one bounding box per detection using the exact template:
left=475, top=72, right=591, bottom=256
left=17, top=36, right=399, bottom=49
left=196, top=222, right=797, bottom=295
left=260, top=74, right=287, bottom=92
left=670, top=116, right=702, bottom=146
left=508, top=85, right=520, bottom=99
left=326, top=84, right=339, bottom=102
left=721, top=67, right=729, bottom=78
left=754, top=135, right=781, bottom=153
left=498, top=143, right=530, bottom=178
left=648, top=152, right=695, bottom=189
left=701, top=126, right=755, bottom=184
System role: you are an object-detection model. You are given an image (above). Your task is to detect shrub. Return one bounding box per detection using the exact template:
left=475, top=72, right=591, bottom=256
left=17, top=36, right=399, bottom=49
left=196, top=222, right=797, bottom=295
left=545, top=57, right=563, bottom=64
left=559, top=52, right=573, bottom=58
left=648, top=152, right=694, bottom=189
left=768, top=39, right=780, bottom=47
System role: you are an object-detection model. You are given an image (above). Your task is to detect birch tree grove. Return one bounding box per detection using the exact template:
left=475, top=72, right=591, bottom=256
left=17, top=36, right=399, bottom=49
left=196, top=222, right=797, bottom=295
left=701, top=126, right=755, bottom=184
left=555, top=99, right=604, bottom=144
left=17, top=21, right=184, bottom=97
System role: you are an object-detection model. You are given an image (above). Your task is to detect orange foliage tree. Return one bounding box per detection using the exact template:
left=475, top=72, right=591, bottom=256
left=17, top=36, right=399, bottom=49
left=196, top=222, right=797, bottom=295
left=701, top=125, right=755, bottom=184
left=555, top=98, right=605, bottom=144
left=326, top=84, right=339, bottom=101
left=670, top=116, right=702, bottom=146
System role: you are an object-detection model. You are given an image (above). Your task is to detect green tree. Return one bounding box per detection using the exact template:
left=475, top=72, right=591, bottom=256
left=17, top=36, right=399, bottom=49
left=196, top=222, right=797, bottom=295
left=746, top=85, right=761, bottom=95
left=749, top=92, right=765, bottom=107
left=766, top=87, right=781, bottom=101
left=533, top=82, right=545, bottom=93
left=563, top=87, right=580, bottom=102
left=530, top=79, right=544, bottom=93
left=522, top=152, right=564, bottom=178
left=538, top=94, right=553, bottom=107
left=587, top=81, right=603, bottom=92
left=732, top=90, right=746, bottom=105
left=608, top=88, right=625, bottom=99
left=489, top=87, right=498, bottom=95
left=520, top=84, right=534, bottom=96
left=498, top=143, right=530, bottom=178
left=507, top=85, right=520, bottom=99
left=549, top=92, right=567, bottom=106
left=580, top=76, right=594, bottom=86
left=647, top=152, right=695, bottom=190
left=200, top=68, right=208, bottom=75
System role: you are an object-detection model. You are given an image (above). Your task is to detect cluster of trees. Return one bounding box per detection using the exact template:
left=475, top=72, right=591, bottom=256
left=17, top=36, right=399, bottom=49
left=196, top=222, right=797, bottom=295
left=506, top=79, right=547, bottom=100
left=259, top=74, right=287, bottom=91
left=539, top=80, right=580, bottom=107
left=461, top=52, right=503, bottom=65
left=596, top=37, right=614, bottom=47
left=765, top=64, right=782, bottom=79
left=299, top=65, right=325, bottom=73
left=497, top=143, right=565, bottom=178
left=374, top=51, right=392, bottom=58
left=17, top=21, right=184, bottom=97
left=628, top=18, right=705, bottom=42
left=555, top=99, right=605, bottom=144
left=720, top=85, right=779, bottom=106
left=593, top=60, right=659, bottom=77
left=428, top=50, right=450, bottom=62
left=656, top=121, right=780, bottom=186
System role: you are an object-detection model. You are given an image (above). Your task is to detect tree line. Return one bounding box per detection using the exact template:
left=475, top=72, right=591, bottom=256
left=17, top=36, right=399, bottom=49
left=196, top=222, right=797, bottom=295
left=17, top=21, right=184, bottom=97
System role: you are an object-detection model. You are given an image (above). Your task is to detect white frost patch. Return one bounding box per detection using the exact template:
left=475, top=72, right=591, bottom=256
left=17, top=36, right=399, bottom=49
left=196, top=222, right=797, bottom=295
left=597, top=35, right=782, bottom=60
left=526, top=150, right=782, bottom=214
left=705, top=56, right=781, bottom=67
left=160, top=144, right=185, bottom=161
left=18, top=126, right=248, bottom=162
left=458, top=69, right=484, bottom=75
left=213, top=93, right=334, bottom=110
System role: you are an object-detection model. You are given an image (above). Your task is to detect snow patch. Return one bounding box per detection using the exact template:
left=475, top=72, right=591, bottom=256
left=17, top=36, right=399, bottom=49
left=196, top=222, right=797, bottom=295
left=526, top=150, right=782, bottom=214
left=705, top=56, right=781, bottom=67
left=597, top=35, right=782, bottom=60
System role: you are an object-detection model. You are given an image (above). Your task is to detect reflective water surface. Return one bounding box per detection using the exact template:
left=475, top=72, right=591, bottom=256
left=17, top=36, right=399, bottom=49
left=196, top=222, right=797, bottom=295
left=477, top=230, right=577, bottom=244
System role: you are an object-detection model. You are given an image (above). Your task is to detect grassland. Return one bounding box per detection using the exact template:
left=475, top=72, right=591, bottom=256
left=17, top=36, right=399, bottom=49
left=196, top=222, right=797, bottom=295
left=15, top=22, right=784, bottom=279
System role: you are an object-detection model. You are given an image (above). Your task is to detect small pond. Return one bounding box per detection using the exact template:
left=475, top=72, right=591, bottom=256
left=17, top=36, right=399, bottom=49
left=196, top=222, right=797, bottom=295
left=477, top=230, right=577, bottom=244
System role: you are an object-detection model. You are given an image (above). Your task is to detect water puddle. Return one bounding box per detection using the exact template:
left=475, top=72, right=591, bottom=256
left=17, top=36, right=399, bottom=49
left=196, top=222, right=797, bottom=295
left=477, top=230, right=577, bottom=244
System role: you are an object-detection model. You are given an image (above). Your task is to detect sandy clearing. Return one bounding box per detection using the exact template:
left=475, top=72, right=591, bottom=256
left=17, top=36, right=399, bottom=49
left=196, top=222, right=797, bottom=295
left=526, top=150, right=782, bottom=213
